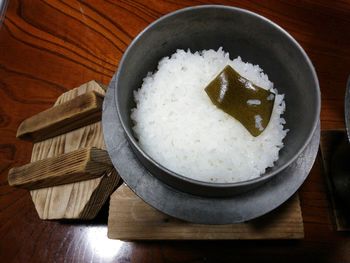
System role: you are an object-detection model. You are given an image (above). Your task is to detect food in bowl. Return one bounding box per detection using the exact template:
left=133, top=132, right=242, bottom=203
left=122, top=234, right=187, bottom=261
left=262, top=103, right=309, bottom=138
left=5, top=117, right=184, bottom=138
left=131, top=48, right=288, bottom=183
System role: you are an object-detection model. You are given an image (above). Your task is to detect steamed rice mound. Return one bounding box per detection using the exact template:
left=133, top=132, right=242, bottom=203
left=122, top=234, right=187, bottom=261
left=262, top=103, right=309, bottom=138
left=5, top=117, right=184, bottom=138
left=131, top=48, right=288, bottom=183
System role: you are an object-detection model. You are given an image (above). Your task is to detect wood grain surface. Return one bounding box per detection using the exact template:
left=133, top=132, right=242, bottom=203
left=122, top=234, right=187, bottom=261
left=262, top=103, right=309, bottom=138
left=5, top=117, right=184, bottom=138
left=1, top=0, right=350, bottom=262
left=16, top=90, right=104, bottom=142
left=29, top=81, right=119, bottom=220
left=108, top=185, right=304, bottom=240
left=8, top=147, right=112, bottom=189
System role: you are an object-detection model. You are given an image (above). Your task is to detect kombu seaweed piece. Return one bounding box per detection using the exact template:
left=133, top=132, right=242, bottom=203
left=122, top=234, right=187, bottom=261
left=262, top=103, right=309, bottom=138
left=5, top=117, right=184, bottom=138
left=205, top=65, right=275, bottom=137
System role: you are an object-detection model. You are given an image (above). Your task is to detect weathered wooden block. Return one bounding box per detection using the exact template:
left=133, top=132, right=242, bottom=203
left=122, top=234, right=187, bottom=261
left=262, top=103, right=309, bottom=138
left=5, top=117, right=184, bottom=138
left=17, top=91, right=104, bottom=142
left=8, top=147, right=112, bottom=190
left=108, top=184, right=304, bottom=240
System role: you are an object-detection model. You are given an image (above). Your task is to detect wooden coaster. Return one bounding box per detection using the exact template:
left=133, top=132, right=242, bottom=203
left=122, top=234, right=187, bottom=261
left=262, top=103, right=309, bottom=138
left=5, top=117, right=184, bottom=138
left=29, top=81, right=120, bottom=219
left=320, top=130, right=350, bottom=231
left=108, top=184, right=304, bottom=240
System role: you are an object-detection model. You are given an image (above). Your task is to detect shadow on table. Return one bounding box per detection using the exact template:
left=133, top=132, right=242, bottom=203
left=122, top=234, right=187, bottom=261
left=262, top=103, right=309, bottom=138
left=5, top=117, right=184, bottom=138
left=58, top=197, right=110, bottom=226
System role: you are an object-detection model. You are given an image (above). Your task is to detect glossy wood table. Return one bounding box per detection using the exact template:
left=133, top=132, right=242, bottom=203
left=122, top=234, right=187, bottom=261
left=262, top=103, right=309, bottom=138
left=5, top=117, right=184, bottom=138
left=1, top=1, right=350, bottom=262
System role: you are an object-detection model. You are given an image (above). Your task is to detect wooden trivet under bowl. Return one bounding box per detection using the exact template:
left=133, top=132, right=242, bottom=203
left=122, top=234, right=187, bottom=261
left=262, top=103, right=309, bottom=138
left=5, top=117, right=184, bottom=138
left=108, top=185, right=304, bottom=240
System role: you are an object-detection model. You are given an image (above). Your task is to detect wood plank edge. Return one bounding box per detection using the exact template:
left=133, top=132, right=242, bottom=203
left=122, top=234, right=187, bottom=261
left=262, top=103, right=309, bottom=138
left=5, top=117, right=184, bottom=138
left=8, top=147, right=109, bottom=190
left=80, top=169, right=120, bottom=220
left=16, top=91, right=104, bottom=142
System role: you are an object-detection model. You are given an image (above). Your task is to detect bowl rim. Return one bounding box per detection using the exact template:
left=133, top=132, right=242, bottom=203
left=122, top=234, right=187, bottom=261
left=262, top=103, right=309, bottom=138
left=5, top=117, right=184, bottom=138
left=115, top=4, right=321, bottom=190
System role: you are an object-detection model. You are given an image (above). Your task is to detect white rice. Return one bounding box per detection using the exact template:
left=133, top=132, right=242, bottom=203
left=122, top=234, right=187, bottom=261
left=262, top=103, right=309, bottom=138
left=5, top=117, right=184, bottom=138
left=131, top=48, right=288, bottom=183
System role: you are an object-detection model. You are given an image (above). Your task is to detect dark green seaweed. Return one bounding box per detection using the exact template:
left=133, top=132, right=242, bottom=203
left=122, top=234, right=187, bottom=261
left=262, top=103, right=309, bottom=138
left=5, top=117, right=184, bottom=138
left=205, top=65, right=275, bottom=137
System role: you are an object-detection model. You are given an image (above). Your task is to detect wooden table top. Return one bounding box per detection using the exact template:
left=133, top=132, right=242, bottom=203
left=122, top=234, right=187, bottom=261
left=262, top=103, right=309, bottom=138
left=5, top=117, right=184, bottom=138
left=1, top=0, right=350, bottom=262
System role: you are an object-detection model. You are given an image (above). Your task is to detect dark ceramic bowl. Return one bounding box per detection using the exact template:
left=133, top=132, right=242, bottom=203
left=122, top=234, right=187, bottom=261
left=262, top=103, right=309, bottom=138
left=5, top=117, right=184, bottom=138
left=114, top=5, right=320, bottom=197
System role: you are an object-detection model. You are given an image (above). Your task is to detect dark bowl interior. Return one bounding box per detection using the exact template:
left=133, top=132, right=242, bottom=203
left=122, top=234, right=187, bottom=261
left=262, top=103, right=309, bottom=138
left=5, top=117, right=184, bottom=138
left=115, top=5, right=320, bottom=197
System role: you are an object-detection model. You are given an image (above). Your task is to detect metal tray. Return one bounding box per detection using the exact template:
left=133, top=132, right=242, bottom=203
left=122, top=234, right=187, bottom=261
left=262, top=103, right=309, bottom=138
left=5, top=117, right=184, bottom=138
left=103, top=75, right=320, bottom=224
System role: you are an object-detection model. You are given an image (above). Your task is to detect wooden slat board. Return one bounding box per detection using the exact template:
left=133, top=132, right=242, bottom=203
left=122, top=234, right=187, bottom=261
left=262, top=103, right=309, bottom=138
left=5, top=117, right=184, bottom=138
left=30, top=81, right=119, bottom=220
left=108, top=184, right=304, bottom=240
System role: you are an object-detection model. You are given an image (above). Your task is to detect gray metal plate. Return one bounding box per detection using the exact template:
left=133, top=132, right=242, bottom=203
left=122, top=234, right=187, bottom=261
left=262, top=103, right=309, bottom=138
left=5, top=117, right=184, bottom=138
left=345, top=75, right=350, bottom=142
left=103, top=75, right=320, bottom=224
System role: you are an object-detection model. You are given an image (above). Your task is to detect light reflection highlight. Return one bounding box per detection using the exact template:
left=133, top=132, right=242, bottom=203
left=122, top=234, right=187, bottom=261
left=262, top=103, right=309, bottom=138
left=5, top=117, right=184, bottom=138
left=86, top=226, right=124, bottom=260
